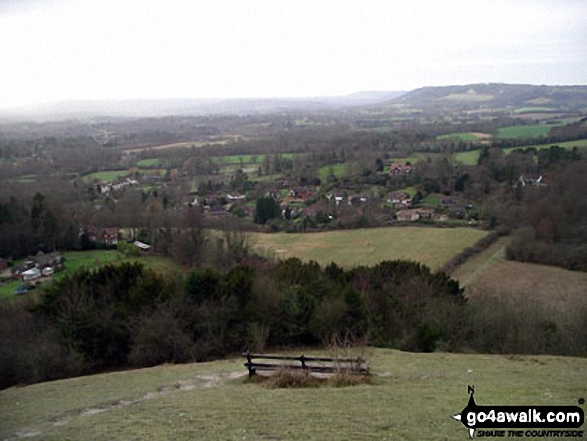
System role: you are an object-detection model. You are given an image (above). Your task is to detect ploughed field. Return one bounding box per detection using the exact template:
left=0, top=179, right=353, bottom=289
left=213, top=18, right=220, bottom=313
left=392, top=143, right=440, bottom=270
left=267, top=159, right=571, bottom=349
left=250, top=226, right=487, bottom=270
left=1, top=348, right=585, bottom=440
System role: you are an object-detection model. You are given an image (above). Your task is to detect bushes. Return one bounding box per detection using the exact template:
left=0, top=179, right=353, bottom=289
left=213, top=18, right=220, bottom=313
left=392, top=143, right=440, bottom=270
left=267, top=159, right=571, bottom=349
left=8, top=254, right=584, bottom=389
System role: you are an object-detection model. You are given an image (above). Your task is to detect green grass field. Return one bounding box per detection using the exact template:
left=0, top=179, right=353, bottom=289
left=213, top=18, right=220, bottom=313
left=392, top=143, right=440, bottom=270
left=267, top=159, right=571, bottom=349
left=318, top=163, right=349, bottom=182
left=513, top=107, right=556, bottom=113
left=250, top=227, right=487, bottom=270
left=497, top=124, right=554, bottom=139
left=421, top=193, right=443, bottom=207
left=436, top=132, right=491, bottom=141
left=1, top=348, right=584, bottom=440
left=450, top=237, right=587, bottom=309
left=136, top=158, right=163, bottom=167
left=453, top=150, right=481, bottom=165
left=82, top=170, right=129, bottom=182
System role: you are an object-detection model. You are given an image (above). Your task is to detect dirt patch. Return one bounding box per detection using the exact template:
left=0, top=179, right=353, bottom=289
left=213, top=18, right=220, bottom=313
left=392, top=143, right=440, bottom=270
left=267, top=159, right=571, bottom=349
left=6, top=371, right=247, bottom=441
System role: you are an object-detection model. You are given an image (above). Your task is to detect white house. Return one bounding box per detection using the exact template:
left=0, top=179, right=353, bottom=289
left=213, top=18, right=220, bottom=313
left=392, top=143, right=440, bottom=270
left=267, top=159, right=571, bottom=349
left=22, top=268, right=41, bottom=281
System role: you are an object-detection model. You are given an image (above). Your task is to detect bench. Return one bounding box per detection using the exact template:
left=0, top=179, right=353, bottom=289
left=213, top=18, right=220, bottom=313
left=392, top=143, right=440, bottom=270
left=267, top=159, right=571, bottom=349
left=243, top=352, right=368, bottom=378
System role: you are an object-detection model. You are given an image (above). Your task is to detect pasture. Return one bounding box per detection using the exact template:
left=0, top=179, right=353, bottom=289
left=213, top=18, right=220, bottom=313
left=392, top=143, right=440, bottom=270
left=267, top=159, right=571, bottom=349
left=136, top=158, right=163, bottom=167
left=82, top=170, right=129, bottom=182
left=497, top=124, right=554, bottom=139
left=249, top=227, right=487, bottom=270
left=451, top=238, right=587, bottom=310
left=318, top=163, right=349, bottom=182
left=1, top=348, right=584, bottom=440
left=436, top=132, right=491, bottom=141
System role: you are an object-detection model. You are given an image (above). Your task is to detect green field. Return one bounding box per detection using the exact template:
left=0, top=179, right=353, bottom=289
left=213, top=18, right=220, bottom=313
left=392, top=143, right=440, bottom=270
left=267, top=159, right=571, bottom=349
left=318, top=163, right=349, bottom=182
left=436, top=132, right=491, bottom=141
left=211, top=153, right=300, bottom=165
left=513, top=107, right=555, bottom=113
left=497, top=124, right=554, bottom=139
left=421, top=193, right=443, bottom=207
left=250, top=227, right=487, bottom=270
left=453, top=150, right=481, bottom=165
left=1, top=348, right=584, bottom=440
left=451, top=237, right=587, bottom=309
left=82, top=170, right=129, bottom=182
left=136, top=158, right=163, bottom=167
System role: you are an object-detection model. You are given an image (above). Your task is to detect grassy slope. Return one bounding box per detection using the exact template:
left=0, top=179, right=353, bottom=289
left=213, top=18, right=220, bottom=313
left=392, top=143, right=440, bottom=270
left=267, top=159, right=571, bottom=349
left=1, top=348, right=584, bottom=440
left=250, top=227, right=487, bottom=270
left=451, top=237, right=587, bottom=308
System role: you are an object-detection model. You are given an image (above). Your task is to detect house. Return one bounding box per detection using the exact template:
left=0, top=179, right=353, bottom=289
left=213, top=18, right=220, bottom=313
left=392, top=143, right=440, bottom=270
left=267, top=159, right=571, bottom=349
left=396, top=208, right=434, bottom=222
left=387, top=192, right=412, bottom=207
left=389, top=162, right=412, bottom=176
left=518, top=174, right=547, bottom=188
left=21, top=268, right=41, bottom=282
left=133, top=241, right=151, bottom=251
left=88, top=227, right=119, bottom=245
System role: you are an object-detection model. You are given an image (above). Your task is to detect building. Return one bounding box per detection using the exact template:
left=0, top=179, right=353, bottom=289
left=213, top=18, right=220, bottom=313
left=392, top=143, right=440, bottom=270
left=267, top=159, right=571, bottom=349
left=21, top=268, right=41, bottom=282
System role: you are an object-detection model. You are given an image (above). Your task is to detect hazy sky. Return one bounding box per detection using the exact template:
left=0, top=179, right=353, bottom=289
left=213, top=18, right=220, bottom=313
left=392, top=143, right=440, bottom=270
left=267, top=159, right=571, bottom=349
left=1, top=0, right=586, bottom=107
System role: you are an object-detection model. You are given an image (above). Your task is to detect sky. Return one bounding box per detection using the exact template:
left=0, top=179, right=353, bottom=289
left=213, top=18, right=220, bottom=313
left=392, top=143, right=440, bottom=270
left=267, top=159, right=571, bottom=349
left=0, top=0, right=586, bottom=108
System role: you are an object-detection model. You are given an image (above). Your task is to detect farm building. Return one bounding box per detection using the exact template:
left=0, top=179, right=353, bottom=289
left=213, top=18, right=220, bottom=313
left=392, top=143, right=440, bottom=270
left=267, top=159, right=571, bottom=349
left=396, top=208, right=434, bottom=222
left=21, top=268, right=41, bottom=282
left=133, top=241, right=151, bottom=251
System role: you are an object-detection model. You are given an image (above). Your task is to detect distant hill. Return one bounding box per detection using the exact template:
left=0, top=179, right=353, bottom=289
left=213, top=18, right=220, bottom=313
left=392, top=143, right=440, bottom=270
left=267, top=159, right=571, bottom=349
left=0, top=92, right=404, bottom=120
left=389, top=83, right=587, bottom=110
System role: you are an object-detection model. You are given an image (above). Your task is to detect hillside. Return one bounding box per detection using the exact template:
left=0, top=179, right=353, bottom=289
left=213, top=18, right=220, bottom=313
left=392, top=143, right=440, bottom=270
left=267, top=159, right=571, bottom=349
left=390, top=83, right=587, bottom=110
left=1, top=348, right=584, bottom=440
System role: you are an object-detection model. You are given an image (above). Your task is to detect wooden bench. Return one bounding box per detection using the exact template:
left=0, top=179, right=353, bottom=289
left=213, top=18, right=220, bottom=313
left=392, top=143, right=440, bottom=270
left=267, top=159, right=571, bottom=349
left=243, top=352, right=368, bottom=378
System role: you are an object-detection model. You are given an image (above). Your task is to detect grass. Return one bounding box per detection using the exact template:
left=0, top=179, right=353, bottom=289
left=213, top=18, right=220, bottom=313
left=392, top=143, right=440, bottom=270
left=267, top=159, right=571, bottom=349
left=450, top=237, right=587, bottom=309
left=497, top=124, right=558, bottom=139
left=453, top=150, right=481, bottom=165
left=136, top=158, right=163, bottom=167
left=318, top=163, right=349, bottom=182
left=249, top=226, right=487, bottom=270
left=82, top=170, right=129, bottom=182
left=1, top=348, right=584, bottom=440
left=421, top=193, right=443, bottom=207
left=436, top=132, right=491, bottom=141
